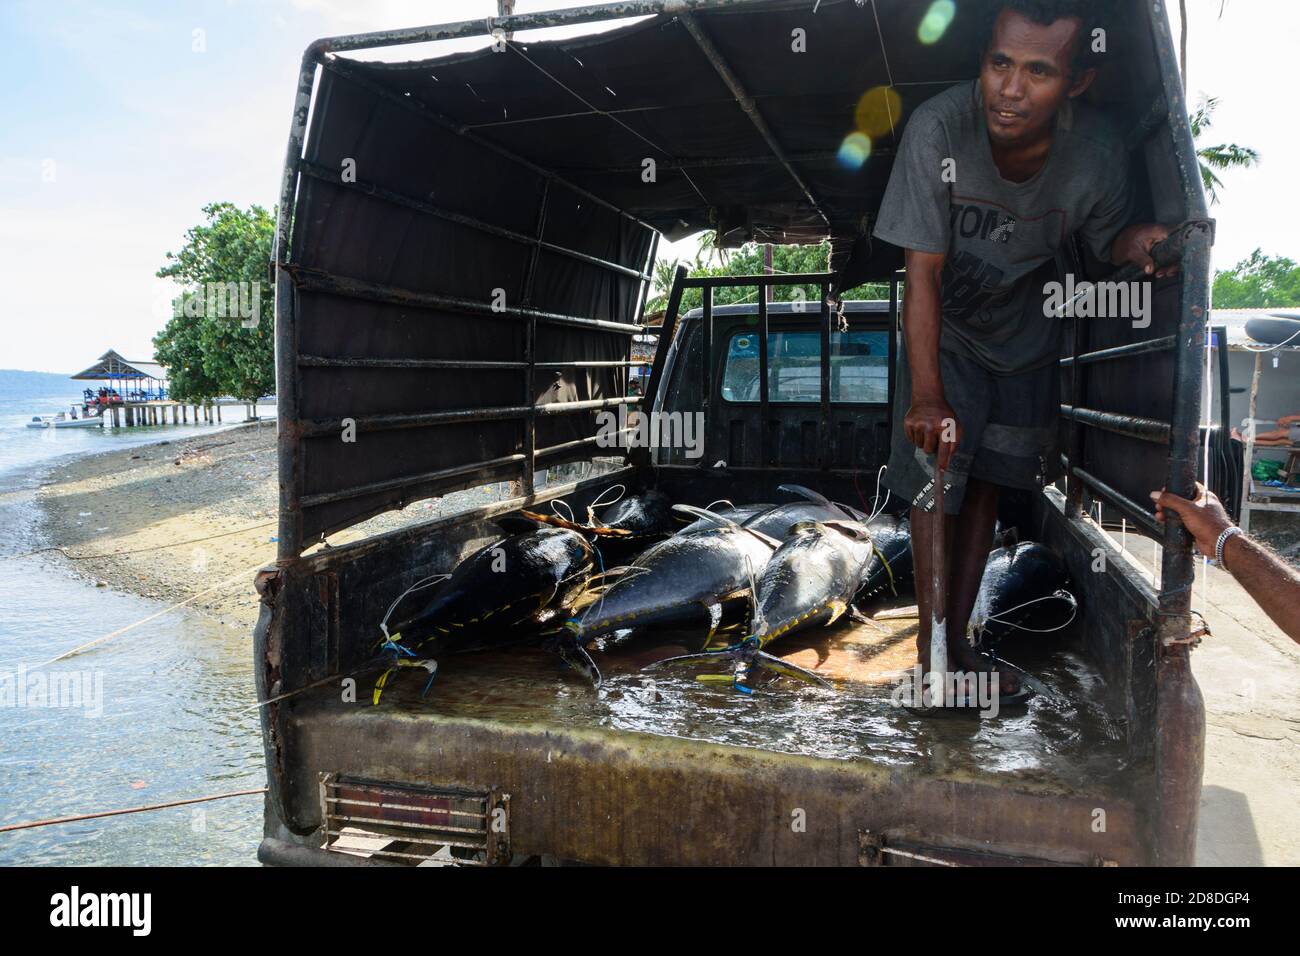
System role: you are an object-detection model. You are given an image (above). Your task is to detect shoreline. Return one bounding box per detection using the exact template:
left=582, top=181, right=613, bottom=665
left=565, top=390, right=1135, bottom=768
left=30, top=421, right=508, bottom=630
left=33, top=421, right=282, bottom=629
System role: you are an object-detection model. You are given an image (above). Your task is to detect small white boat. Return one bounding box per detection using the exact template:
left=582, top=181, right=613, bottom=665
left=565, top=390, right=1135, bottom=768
left=26, top=413, right=104, bottom=430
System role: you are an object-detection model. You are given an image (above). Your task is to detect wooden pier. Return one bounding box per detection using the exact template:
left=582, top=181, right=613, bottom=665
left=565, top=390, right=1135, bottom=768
left=72, top=348, right=274, bottom=428
left=91, top=399, right=274, bottom=428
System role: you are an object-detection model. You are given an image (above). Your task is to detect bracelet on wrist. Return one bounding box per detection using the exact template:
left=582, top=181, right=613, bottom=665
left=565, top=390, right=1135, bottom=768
left=1214, top=526, right=1244, bottom=568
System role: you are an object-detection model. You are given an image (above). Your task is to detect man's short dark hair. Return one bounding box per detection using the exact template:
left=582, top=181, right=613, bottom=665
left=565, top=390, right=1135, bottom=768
left=985, top=0, right=1115, bottom=76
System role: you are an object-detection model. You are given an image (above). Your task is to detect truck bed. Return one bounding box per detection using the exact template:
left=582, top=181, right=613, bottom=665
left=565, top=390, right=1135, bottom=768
left=279, top=599, right=1145, bottom=864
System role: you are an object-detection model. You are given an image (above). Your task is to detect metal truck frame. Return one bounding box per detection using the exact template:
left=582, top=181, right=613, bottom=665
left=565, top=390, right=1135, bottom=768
left=256, top=0, right=1211, bottom=866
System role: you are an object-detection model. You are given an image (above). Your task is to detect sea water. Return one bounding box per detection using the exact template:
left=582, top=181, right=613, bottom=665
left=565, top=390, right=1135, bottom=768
left=0, top=370, right=266, bottom=864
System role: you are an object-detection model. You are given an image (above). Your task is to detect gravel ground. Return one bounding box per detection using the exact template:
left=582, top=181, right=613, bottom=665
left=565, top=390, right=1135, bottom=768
left=33, top=422, right=548, bottom=629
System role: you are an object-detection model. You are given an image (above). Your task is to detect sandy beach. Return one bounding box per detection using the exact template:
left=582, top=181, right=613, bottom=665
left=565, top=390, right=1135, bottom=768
left=32, top=422, right=445, bottom=630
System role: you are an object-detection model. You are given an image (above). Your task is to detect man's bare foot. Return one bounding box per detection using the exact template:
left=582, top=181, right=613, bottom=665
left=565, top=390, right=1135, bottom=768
left=948, top=639, right=1020, bottom=696
left=912, top=636, right=1019, bottom=701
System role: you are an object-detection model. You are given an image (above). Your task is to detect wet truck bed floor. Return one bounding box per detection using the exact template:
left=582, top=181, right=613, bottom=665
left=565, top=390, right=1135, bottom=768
left=293, top=598, right=1135, bottom=802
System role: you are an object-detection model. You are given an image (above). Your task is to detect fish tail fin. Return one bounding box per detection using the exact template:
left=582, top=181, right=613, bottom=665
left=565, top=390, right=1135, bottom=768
left=778, top=483, right=832, bottom=507
left=644, top=644, right=748, bottom=676
left=645, top=635, right=772, bottom=694
left=694, top=600, right=727, bottom=651
left=541, top=621, right=602, bottom=688
left=751, top=651, right=834, bottom=688
left=555, top=638, right=602, bottom=688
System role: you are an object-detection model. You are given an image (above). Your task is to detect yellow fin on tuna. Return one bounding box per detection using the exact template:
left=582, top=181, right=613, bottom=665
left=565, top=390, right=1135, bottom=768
left=825, top=600, right=847, bottom=626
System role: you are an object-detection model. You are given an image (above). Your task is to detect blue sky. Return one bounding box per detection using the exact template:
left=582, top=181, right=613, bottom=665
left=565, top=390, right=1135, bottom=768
left=1, top=0, right=1296, bottom=372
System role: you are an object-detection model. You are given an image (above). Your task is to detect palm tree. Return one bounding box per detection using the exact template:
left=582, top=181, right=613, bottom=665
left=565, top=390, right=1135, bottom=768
left=1189, top=96, right=1259, bottom=206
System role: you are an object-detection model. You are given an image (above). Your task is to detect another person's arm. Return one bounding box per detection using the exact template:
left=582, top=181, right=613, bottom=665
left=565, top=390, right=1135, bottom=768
left=1152, top=484, right=1300, bottom=643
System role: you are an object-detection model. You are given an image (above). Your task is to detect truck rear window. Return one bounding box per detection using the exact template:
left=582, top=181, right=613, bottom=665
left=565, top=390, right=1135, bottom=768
left=720, top=329, right=889, bottom=404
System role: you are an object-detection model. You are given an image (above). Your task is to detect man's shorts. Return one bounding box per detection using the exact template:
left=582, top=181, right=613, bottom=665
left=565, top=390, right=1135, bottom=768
left=882, top=342, right=1061, bottom=515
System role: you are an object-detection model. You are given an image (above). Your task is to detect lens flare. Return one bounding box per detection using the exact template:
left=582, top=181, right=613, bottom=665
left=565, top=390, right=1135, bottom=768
left=918, top=0, right=957, bottom=45
left=854, top=85, right=903, bottom=139
left=837, top=132, right=872, bottom=170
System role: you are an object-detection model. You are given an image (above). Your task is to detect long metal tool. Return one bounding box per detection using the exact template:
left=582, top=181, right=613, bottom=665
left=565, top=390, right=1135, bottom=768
left=928, top=465, right=948, bottom=706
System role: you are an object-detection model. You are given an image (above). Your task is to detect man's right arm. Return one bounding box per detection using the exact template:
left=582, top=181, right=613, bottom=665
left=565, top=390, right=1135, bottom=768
left=870, top=105, right=956, bottom=471
left=901, top=249, right=960, bottom=471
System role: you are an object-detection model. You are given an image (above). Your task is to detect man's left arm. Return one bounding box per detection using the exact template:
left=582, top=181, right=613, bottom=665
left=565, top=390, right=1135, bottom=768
left=1111, top=223, right=1179, bottom=279
left=1078, top=150, right=1179, bottom=279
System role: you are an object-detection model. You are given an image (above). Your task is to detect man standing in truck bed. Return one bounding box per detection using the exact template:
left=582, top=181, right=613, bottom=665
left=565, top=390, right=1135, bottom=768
left=873, top=0, right=1176, bottom=696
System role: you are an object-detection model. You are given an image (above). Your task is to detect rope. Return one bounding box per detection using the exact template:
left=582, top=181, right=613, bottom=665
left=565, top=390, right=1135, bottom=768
left=0, top=787, right=267, bottom=834
left=870, top=542, right=898, bottom=596
left=378, top=573, right=450, bottom=642
left=587, top=539, right=610, bottom=623
left=6, top=520, right=276, bottom=561
left=866, top=464, right=891, bottom=521
left=868, top=0, right=898, bottom=132
left=980, top=590, right=1077, bottom=631
left=551, top=498, right=578, bottom=524
left=30, top=559, right=267, bottom=668
left=246, top=658, right=393, bottom=712
left=504, top=39, right=711, bottom=207
left=971, top=590, right=1078, bottom=646
left=1240, top=327, right=1300, bottom=352
left=584, top=483, right=626, bottom=526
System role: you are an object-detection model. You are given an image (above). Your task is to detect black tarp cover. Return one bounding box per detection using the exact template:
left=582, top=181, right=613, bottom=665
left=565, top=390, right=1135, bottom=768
left=284, top=0, right=1170, bottom=544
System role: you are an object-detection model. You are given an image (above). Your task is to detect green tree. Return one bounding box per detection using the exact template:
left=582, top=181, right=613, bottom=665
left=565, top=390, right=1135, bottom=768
left=646, top=237, right=891, bottom=316
left=1212, top=249, right=1300, bottom=308
left=153, top=202, right=276, bottom=402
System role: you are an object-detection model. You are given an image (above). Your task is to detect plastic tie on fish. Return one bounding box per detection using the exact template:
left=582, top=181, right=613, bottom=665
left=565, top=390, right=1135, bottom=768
left=871, top=543, right=898, bottom=596
left=584, top=483, right=627, bottom=528
left=380, top=638, right=417, bottom=658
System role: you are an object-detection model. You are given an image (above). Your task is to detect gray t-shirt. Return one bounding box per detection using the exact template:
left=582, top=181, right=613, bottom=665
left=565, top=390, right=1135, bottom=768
left=873, top=80, right=1133, bottom=374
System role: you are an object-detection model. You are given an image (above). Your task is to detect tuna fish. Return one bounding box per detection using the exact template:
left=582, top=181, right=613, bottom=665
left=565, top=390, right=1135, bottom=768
left=522, top=488, right=677, bottom=564
left=649, top=520, right=876, bottom=689
left=674, top=501, right=774, bottom=536
left=597, top=489, right=677, bottom=539
left=558, top=506, right=781, bottom=685
left=967, top=541, right=1075, bottom=650
left=373, top=517, right=595, bottom=702
left=740, top=484, right=868, bottom=539
left=857, top=513, right=914, bottom=603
